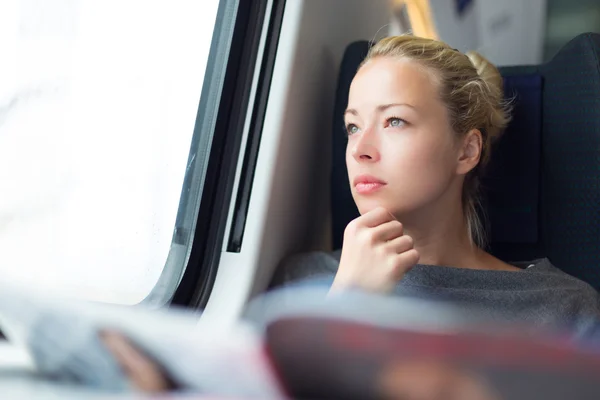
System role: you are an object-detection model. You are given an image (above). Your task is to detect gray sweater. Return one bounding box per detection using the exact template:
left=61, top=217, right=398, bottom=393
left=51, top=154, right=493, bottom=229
left=271, top=250, right=600, bottom=337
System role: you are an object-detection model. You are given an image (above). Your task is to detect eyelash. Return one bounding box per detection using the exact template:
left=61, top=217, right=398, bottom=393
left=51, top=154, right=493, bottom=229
left=345, top=117, right=407, bottom=136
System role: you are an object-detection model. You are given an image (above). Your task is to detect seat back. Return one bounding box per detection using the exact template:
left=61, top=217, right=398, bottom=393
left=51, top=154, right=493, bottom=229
left=330, top=33, right=600, bottom=290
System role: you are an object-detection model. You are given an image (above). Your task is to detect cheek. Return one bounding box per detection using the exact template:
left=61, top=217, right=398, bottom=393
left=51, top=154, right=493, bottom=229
left=385, top=133, right=456, bottom=174
left=381, top=134, right=458, bottom=203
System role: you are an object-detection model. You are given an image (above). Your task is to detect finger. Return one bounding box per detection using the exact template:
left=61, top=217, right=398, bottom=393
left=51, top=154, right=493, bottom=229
left=390, top=249, right=420, bottom=279
left=372, top=220, right=403, bottom=242
left=100, top=331, right=172, bottom=393
left=358, top=207, right=396, bottom=228
left=386, top=235, right=414, bottom=254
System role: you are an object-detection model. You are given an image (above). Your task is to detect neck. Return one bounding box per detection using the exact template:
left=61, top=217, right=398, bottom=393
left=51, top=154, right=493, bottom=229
left=399, top=197, right=482, bottom=269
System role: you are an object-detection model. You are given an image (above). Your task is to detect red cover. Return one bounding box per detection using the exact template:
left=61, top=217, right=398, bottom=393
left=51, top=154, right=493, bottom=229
left=265, top=317, right=600, bottom=400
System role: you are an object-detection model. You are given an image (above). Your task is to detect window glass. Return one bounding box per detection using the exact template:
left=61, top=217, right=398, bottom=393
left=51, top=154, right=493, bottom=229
left=0, top=0, right=220, bottom=304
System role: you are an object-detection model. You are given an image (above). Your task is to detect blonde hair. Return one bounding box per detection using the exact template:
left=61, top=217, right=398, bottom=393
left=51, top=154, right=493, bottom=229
left=360, top=35, right=511, bottom=248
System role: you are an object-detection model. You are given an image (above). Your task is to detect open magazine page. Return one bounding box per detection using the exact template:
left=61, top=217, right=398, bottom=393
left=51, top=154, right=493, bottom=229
left=0, top=281, right=286, bottom=399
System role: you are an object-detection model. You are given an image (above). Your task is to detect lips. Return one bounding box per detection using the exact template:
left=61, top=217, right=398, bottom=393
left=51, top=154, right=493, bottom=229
left=353, top=174, right=387, bottom=194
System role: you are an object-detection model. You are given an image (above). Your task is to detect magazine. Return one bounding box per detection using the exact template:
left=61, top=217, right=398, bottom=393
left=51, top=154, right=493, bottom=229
left=1, top=284, right=600, bottom=399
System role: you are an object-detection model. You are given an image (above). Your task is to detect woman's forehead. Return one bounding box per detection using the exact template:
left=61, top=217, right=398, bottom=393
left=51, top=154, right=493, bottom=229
left=348, top=58, right=441, bottom=113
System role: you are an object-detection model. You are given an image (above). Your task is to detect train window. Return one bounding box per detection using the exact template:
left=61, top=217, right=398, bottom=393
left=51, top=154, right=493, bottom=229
left=0, top=0, right=221, bottom=305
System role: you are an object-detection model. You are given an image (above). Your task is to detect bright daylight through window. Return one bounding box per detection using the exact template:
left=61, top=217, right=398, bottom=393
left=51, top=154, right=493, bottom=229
left=0, top=0, right=220, bottom=304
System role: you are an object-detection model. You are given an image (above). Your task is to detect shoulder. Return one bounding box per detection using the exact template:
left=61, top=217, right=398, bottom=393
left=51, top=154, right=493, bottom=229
left=269, top=249, right=341, bottom=289
left=526, top=258, right=600, bottom=306
left=527, top=259, right=595, bottom=286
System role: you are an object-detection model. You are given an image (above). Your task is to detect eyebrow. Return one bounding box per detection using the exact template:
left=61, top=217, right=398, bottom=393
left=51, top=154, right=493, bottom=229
left=344, top=103, right=416, bottom=117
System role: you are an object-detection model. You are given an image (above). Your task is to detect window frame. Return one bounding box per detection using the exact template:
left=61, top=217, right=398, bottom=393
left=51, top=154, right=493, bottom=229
left=151, top=0, right=286, bottom=309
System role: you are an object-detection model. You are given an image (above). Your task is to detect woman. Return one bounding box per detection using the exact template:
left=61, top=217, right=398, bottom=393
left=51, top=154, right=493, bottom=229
left=273, top=35, right=600, bottom=333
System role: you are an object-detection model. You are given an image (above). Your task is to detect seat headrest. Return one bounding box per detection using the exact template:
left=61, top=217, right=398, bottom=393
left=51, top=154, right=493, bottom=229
left=533, top=33, right=600, bottom=288
left=481, top=74, right=543, bottom=246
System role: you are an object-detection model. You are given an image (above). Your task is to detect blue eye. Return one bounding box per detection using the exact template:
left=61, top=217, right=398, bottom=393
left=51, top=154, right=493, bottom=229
left=346, top=124, right=359, bottom=135
left=389, top=117, right=405, bottom=127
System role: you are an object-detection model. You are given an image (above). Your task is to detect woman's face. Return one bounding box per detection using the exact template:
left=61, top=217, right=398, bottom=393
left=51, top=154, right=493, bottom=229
left=345, top=57, right=465, bottom=219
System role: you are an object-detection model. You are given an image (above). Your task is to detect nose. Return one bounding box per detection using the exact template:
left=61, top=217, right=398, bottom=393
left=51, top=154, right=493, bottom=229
left=351, top=127, right=380, bottom=163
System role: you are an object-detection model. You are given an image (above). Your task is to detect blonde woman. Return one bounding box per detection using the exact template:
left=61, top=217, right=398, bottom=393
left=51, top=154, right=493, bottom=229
left=274, top=35, right=600, bottom=333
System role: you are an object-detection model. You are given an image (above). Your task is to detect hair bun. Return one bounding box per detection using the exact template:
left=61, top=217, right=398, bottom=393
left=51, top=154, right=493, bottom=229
left=465, top=51, right=509, bottom=142
left=465, top=51, right=503, bottom=94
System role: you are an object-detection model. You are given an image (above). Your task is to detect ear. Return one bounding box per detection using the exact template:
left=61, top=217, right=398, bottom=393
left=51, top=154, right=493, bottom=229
left=456, top=129, right=482, bottom=176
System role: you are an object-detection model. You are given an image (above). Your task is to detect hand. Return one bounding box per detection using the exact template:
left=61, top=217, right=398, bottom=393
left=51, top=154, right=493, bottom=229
left=100, top=331, right=175, bottom=393
left=332, top=207, right=419, bottom=293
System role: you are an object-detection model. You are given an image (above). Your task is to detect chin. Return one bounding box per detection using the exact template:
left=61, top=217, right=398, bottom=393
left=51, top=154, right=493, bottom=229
left=355, top=198, right=397, bottom=216
left=355, top=195, right=420, bottom=220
